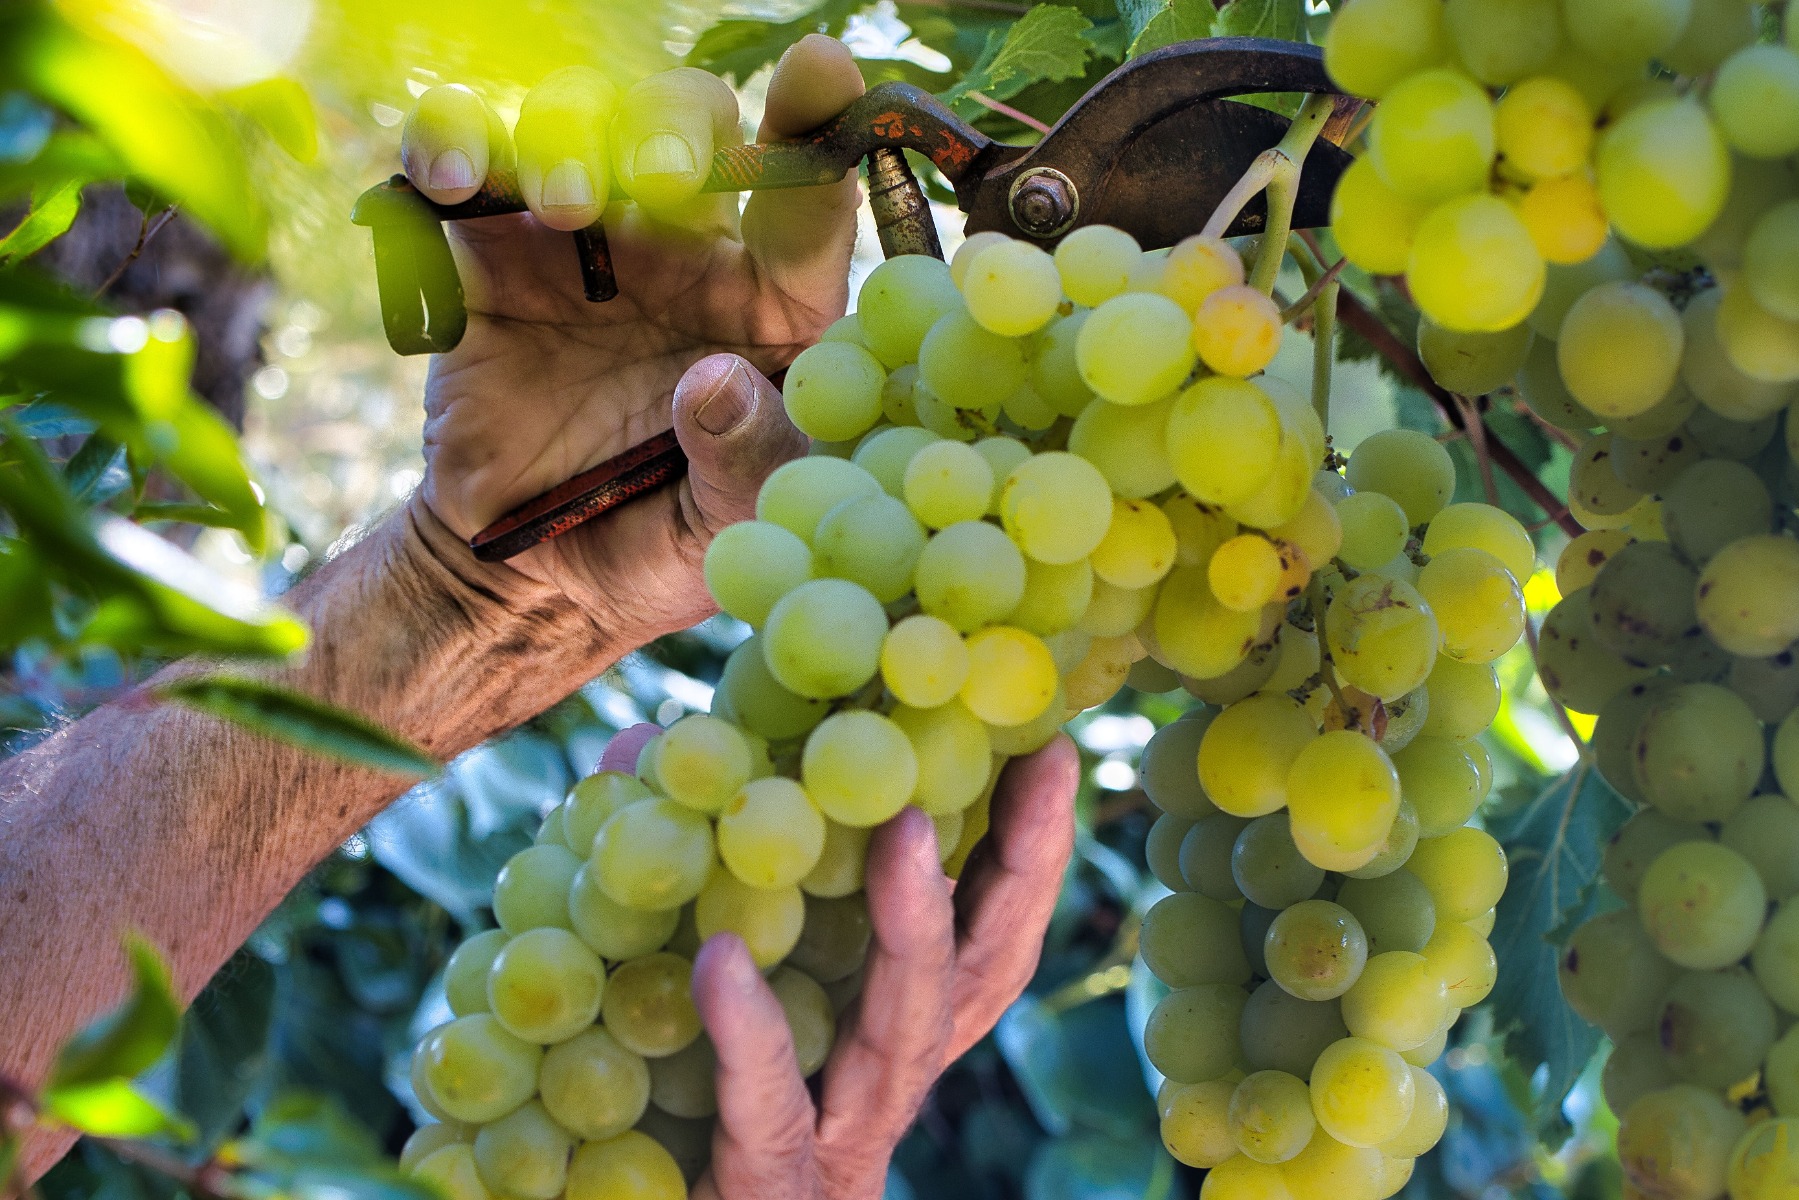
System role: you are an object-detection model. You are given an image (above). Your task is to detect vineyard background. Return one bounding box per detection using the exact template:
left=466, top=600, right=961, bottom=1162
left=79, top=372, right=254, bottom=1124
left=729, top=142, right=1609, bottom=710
left=0, top=0, right=1632, bottom=1195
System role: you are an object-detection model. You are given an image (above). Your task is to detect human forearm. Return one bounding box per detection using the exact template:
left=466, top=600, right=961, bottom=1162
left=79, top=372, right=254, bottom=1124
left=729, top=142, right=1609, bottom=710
left=0, top=499, right=618, bottom=1177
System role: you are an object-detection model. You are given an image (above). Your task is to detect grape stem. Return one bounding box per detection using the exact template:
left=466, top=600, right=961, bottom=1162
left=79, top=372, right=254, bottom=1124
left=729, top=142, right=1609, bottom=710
left=1288, top=236, right=1341, bottom=435
left=964, top=92, right=1051, bottom=135
left=1453, top=393, right=1502, bottom=508
left=1200, top=93, right=1338, bottom=297
left=1334, top=288, right=1584, bottom=538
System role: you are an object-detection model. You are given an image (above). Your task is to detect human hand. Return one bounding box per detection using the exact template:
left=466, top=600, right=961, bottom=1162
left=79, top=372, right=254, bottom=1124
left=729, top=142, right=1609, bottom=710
left=397, top=38, right=864, bottom=649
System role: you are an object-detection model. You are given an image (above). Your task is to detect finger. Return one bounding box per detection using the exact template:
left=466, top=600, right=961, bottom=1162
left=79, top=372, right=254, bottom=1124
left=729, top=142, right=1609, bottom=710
left=513, top=66, right=619, bottom=232
left=691, top=934, right=818, bottom=1191
left=610, top=67, right=740, bottom=211
left=598, top=723, right=661, bottom=774
left=816, top=807, right=956, bottom=1160
left=401, top=84, right=512, bottom=205
left=742, top=36, right=866, bottom=301
left=672, top=354, right=808, bottom=537
left=943, top=735, right=1079, bottom=1062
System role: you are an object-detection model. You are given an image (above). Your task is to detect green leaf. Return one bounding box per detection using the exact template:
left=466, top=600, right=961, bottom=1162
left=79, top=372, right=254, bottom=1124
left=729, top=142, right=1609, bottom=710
left=0, top=177, right=82, bottom=266
left=1212, top=0, right=1306, bottom=39
left=50, top=936, right=180, bottom=1089
left=222, top=78, right=318, bottom=164
left=64, top=433, right=126, bottom=502
left=994, top=995, right=1157, bottom=1138
left=175, top=951, right=276, bottom=1148
left=1488, top=762, right=1631, bottom=1118
left=154, top=675, right=441, bottom=779
left=686, top=0, right=868, bottom=84
left=132, top=500, right=244, bottom=529
left=0, top=1136, right=16, bottom=1193
left=1023, top=1131, right=1173, bottom=1200
left=39, top=1078, right=194, bottom=1141
left=233, top=1093, right=386, bottom=1171
left=1122, top=0, right=1213, bottom=58
left=944, top=6, right=1094, bottom=116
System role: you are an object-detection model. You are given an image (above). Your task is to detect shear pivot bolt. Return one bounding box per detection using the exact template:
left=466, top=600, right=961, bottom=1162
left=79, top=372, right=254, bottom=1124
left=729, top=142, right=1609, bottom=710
left=1008, top=168, right=1079, bottom=239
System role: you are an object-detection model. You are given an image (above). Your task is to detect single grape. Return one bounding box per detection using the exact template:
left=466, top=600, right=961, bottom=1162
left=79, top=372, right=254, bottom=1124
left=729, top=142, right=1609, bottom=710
left=1233, top=814, right=1328, bottom=910
left=1588, top=541, right=1700, bottom=668
left=1308, top=1036, right=1416, bottom=1148
left=1287, top=732, right=1402, bottom=872
left=1710, top=44, right=1799, bottom=160
left=420, top=1014, right=543, bottom=1124
left=960, top=238, right=1062, bottom=336
left=754, top=456, right=881, bottom=542
left=1198, top=693, right=1317, bottom=818
left=913, top=519, right=1028, bottom=633
left=959, top=626, right=1057, bottom=726
left=761, top=578, right=887, bottom=700
left=494, top=844, right=582, bottom=934
left=592, top=798, right=715, bottom=912
left=1698, top=534, right=1799, bottom=657
left=703, top=521, right=811, bottom=627
left=1596, top=98, right=1731, bottom=250
left=1405, top=828, right=1507, bottom=924
left=1054, top=225, right=1142, bottom=307
left=411, top=1143, right=492, bottom=1200
left=801, top=710, right=918, bottom=827
left=1336, top=871, right=1436, bottom=956
left=768, top=966, right=837, bottom=1077
left=1182, top=813, right=1253, bottom=901
left=694, top=867, right=804, bottom=970
left=1194, top=285, right=1282, bottom=378
left=1616, top=1086, right=1746, bottom=1200
left=1406, top=193, right=1544, bottom=333
left=1340, top=950, right=1452, bottom=1051
left=1239, top=979, right=1350, bottom=1080
left=1345, top=430, right=1456, bottom=527
left=445, top=929, right=508, bottom=1017
left=787, top=892, right=871, bottom=984
left=487, top=927, right=606, bottom=1044
left=1630, top=682, right=1762, bottom=823
left=782, top=340, right=886, bottom=442
left=1165, top=376, right=1281, bottom=507
left=903, top=440, right=994, bottom=530
left=1144, top=984, right=1250, bottom=1083
left=1140, top=712, right=1221, bottom=820
left=1322, top=0, right=1447, bottom=98
left=1090, top=498, right=1178, bottom=590
left=1279, top=1129, right=1385, bottom=1200
left=1418, top=318, right=1535, bottom=397
left=800, top=820, right=872, bottom=900
left=1075, top=292, right=1198, bottom=406
left=714, top=637, right=830, bottom=743
left=567, top=865, right=679, bottom=962
left=1264, top=900, right=1370, bottom=1001
left=1229, top=1070, right=1316, bottom=1164
left=1656, top=967, right=1775, bottom=1088
left=472, top=1100, right=572, bottom=1200
left=1329, top=154, right=1432, bottom=276
left=716, top=776, right=825, bottom=890
left=891, top=701, right=993, bottom=815
left=1416, top=547, right=1524, bottom=663
left=856, top=255, right=961, bottom=367
left=1367, top=68, right=1496, bottom=202
left=1420, top=920, right=1496, bottom=1008
left=1639, top=841, right=1767, bottom=970
left=1159, top=1079, right=1238, bottom=1168
left=564, top=1132, right=684, bottom=1200
left=1326, top=575, right=1442, bottom=702
left=1494, top=74, right=1593, bottom=179
left=1392, top=736, right=1483, bottom=838
left=879, top=614, right=969, bottom=710
left=812, top=492, right=927, bottom=605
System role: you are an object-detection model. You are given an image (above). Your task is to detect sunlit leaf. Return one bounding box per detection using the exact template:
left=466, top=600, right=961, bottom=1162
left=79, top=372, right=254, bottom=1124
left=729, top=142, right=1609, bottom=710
left=155, top=675, right=441, bottom=779
left=942, top=6, right=1093, bottom=114
left=1126, top=0, right=1213, bottom=58
left=40, top=1078, right=195, bottom=1141
left=686, top=0, right=868, bottom=85
left=0, top=177, right=82, bottom=266
left=1212, top=0, right=1306, bottom=39
left=223, top=77, right=318, bottom=163
left=50, top=936, right=180, bottom=1089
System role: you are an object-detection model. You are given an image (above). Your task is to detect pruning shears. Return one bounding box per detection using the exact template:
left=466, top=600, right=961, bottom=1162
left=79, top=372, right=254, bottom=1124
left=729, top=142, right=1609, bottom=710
left=352, top=37, right=1357, bottom=563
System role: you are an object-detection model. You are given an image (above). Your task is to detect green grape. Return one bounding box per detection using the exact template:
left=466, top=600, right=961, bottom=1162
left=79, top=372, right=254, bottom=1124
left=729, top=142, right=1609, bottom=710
left=811, top=493, right=927, bottom=605
left=1264, top=624, right=1322, bottom=696
left=535, top=804, right=570, bottom=851
left=1287, top=732, right=1402, bottom=872
left=567, top=865, right=679, bottom=961
left=1336, top=871, right=1436, bottom=956
left=420, top=1014, right=543, bottom=1124
left=1536, top=588, right=1653, bottom=715
left=918, top=307, right=1026, bottom=413
left=801, top=819, right=871, bottom=899
left=1308, top=1036, right=1416, bottom=1148
left=1611, top=379, right=1698, bottom=440
left=1754, top=899, right=1799, bottom=1014
left=693, top=866, right=804, bottom=970
left=1662, top=459, right=1772, bottom=565
left=472, top=1100, right=572, bottom=1200
left=1265, top=900, right=1369, bottom=1001
left=592, top=799, right=715, bottom=912
left=1407, top=193, right=1545, bottom=333
left=1198, top=694, right=1317, bottom=818
left=1238, top=980, right=1350, bottom=1080
left=1030, top=310, right=1098, bottom=417
left=820, top=312, right=866, bottom=345
left=1280, top=1129, right=1384, bottom=1200
left=754, top=456, right=881, bottom=542
left=853, top=426, right=939, bottom=497
left=1326, top=576, right=1442, bottom=703
left=1182, top=813, right=1252, bottom=901
left=646, top=715, right=751, bottom=816
left=1603, top=1031, right=1677, bottom=1116
left=1075, top=292, right=1197, bottom=406
left=412, top=1143, right=493, bottom=1200
left=566, top=772, right=654, bottom=857
left=1589, top=542, right=1700, bottom=667
left=1733, top=649, right=1799, bottom=730
left=878, top=364, right=922, bottom=426
left=914, top=519, right=1027, bottom=632
left=494, top=845, right=582, bottom=934
left=781, top=341, right=886, bottom=442
left=1079, top=578, right=1156, bottom=638
left=1405, top=828, right=1507, bottom=924
left=1719, top=282, right=1799, bottom=385
left=761, top=578, right=887, bottom=700
left=1556, top=282, right=1685, bottom=421
left=961, top=239, right=1062, bottom=336
left=646, top=1035, right=717, bottom=1119
left=1399, top=1027, right=1448, bottom=1069
left=1329, top=153, right=1432, bottom=276
left=564, top=1131, right=684, bottom=1200
left=1698, top=534, right=1799, bottom=657
left=1090, top=499, right=1177, bottom=590
left=787, top=892, right=871, bottom=984
left=1340, top=950, right=1451, bottom=1051
left=715, top=777, right=825, bottom=890
left=445, top=929, right=508, bottom=1017
left=1528, top=238, right=1633, bottom=340
left=1054, top=225, right=1142, bottom=308
left=702, top=521, right=811, bottom=627
left=1664, top=0, right=1755, bottom=73
left=1616, top=1085, right=1746, bottom=1200
left=1609, top=429, right=1702, bottom=494
left=1163, top=376, right=1281, bottom=507
left=1639, top=840, right=1767, bottom=970
left=891, top=701, right=991, bottom=814
left=1240, top=903, right=1280, bottom=979
left=1392, top=736, right=1483, bottom=838
left=1142, top=891, right=1252, bottom=987
left=401, top=1124, right=470, bottom=1174
left=1720, top=794, right=1799, bottom=899
left=1417, top=317, right=1534, bottom=396
left=1415, top=547, right=1524, bottom=664
left=903, top=440, right=994, bottom=531
left=1148, top=814, right=1198, bottom=891
left=856, top=255, right=961, bottom=368
left=1334, top=492, right=1410, bottom=572
left=1141, top=712, right=1220, bottom=820
left=1152, top=566, right=1268, bottom=681
left=1516, top=334, right=1601, bottom=430
left=1655, top=967, right=1775, bottom=1088
left=880, top=614, right=969, bottom=709
left=1001, top=381, right=1056, bottom=431
left=1494, top=74, right=1593, bottom=179
left=1186, top=641, right=1280, bottom=707
left=1630, top=682, right=1762, bottom=823
left=758, top=966, right=833, bottom=1079
left=1686, top=405, right=1778, bottom=462
left=971, top=436, right=1030, bottom=509
left=1346, top=431, right=1456, bottom=528
left=999, top=452, right=1114, bottom=565
left=715, top=637, right=830, bottom=743
left=1681, top=288, right=1795, bottom=421
left=1746, top=200, right=1799, bottom=322
left=598, top=953, right=699, bottom=1060
left=1444, top=0, right=1560, bottom=84
left=1160, top=1079, right=1237, bottom=1168
left=1768, top=1028, right=1799, bottom=1116
left=1228, top=1070, right=1315, bottom=1164
left=1597, top=98, right=1731, bottom=250
left=487, top=927, right=605, bottom=1044
left=960, top=625, right=1058, bottom=726
left=1366, top=68, right=1495, bottom=202
left=1129, top=656, right=1182, bottom=694
left=1710, top=45, right=1799, bottom=160
left=1425, top=502, right=1533, bottom=585
left=800, top=710, right=918, bottom=827
left=1144, top=984, right=1249, bottom=1083
left=1377, top=1067, right=1447, bottom=1161
left=1344, top=800, right=1421, bottom=880
left=1068, top=393, right=1179, bottom=499
left=950, top=231, right=1013, bottom=289
left=1563, top=0, right=1691, bottom=62
left=1232, top=814, right=1327, bottom=910
left=1322, top=0, right=1446, bottom=98
left=1568, top=433, right=1645, bottom=517
left=1420, top=920, right=1496, bottom=1007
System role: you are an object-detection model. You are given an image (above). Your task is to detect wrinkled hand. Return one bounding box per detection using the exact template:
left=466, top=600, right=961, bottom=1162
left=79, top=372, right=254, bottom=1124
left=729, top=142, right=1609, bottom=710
left=399, top=38, right=864, bottom=646
left=600, top=728, right=1080, bottom=1200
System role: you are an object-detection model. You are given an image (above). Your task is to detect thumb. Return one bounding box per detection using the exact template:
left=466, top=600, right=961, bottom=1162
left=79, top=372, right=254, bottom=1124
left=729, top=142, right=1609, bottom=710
left=674, top=353, right=808, bottom=536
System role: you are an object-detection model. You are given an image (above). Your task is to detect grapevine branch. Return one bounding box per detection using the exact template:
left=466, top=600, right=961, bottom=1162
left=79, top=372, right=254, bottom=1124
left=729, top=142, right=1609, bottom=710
left=1334, top=289, right=1583, bottom=537
left=1202, top=93, right=1338, bottom=297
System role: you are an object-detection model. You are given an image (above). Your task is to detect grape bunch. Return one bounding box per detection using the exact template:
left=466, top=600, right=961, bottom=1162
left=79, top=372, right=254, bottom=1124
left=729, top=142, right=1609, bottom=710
left=1136, top=445, right=1527, bottom=1199
left=396, top=225, right=1379, bottom=1199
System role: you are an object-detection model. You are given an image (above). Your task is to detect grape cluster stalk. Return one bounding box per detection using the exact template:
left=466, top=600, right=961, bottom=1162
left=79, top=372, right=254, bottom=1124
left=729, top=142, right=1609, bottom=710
left=1323, top=0, right=1799, bottom=1195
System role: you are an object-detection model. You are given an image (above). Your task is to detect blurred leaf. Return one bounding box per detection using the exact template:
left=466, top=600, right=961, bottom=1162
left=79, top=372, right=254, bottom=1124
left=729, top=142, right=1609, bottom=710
left=40, top=1078, right=195, bottom=1140
left=223, top=78, right=318, bottom=163
left=995, top=995, right=1157, bottom=1138
left=0, top=91, right=53, bottom=162
left=7, top=399, right=93, bottom=437
left=686, top=0, right=867, bottom=84
left=1213, top=0, right=1306, bottom=39
left=944, top=6, right=1094, bottom=115
left=0, top=177, right=81, bottom=266
left=51, top=936, right=179, bottom=1089
left=155, top=676, right=440, bottom=779
left=368, top=772, right=536, bottom=925
left=1023, top=1130, right=1172, bottom=1200
left=174, top=951, right=276, bottom=1147
left=1488, top=762, right=1629, bottom=1116
left=1122, top=0, right=1212, bottom=59
left=856, top=57, right=956, bottom=90
left=64, top=433, right=126, bottom=503
left=134, top=500, right=241, bottom=528
left=0, top=537, right=55, bottom=640
left=234, top=1093, right=385, bottom=1170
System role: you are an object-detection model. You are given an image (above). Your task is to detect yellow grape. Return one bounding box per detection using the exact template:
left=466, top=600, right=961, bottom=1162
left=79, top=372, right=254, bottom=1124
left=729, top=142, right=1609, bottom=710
left=1308, top=1037, right=1416, bottom=1148
left=1197, top=693, right=1318, bottom=818
left=1407, top=193, right=1545, bottom=333
left=1494, top=76, right=1593, bottom=181
left=1166, top=376, right=1282, bottom=506
left=1519, top=173, right=1610, bottom=265
left=1368, top=68, right=1496, bottom=202
left=1194, top=285, right=1283, bottom=378
left=959, top=626, right=1058, bottom=726
left=1159, top=235, right=1246, bottom=314
left=1090, top=497, right=1179, bottom=589
left=879, top=614, right=969, bottom=709
left=1287, top=732, right=1401, bottom=871
left=1330, top=156, right=1432, bottom=277
left=1596, top=99, right=1732, bottom=250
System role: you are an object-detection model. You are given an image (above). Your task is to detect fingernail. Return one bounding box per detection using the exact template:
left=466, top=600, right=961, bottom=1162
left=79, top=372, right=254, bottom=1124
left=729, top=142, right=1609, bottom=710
left=428, top=147, right=477, bottom=192
left=540, top=159, right=595, bottom=210
left=633, top=132, right=697, bottom=178
left=695, top=359, right=753, bottom=435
